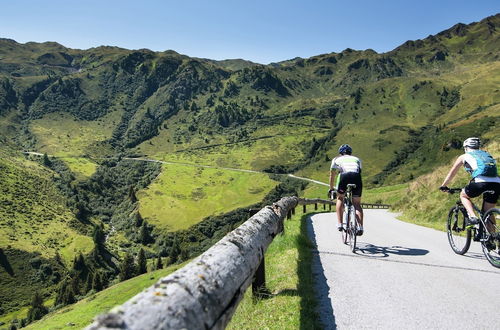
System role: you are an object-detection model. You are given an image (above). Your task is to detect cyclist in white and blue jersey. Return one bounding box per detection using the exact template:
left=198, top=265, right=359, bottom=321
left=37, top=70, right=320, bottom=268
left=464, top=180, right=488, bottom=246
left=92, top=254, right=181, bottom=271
left=329, top=144, right=364, bottom=235
left=440, top=137, right=500, bottom=227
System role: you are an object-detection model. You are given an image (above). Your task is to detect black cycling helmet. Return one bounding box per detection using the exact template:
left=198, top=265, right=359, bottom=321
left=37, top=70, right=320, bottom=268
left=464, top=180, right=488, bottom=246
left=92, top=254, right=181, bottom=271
left=338, top=144, right=352, bottom=155
left=463, top=137, right=480, bottom=149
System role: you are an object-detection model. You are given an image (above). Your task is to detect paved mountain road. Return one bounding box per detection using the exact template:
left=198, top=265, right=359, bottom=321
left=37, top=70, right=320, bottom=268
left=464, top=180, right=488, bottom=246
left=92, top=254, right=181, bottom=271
left=308, top=210, right=499, bottom=330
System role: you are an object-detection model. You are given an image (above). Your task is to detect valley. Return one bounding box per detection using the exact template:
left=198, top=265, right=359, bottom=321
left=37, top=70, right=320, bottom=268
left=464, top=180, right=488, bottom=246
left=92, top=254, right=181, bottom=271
left=0, top=13, right=499, bottom=329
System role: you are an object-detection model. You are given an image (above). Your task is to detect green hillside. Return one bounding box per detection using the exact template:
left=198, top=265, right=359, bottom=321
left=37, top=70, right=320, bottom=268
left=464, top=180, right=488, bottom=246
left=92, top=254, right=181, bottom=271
left=21, top=263, right=185, bottom=330
left=0, top=147, right=93, bottom=319
left=0, top=13, right=499, bottom=327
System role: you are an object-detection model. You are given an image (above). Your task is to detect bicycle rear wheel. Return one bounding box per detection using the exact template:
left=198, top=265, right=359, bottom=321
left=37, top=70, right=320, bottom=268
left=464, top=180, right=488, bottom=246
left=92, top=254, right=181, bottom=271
left=481, top=208, right=500, bottom=268
left=342, top=209, right=348, bottom=244
left=348, top=206, right=357, bottom=252
left=447, top=206, right=471, bottom=255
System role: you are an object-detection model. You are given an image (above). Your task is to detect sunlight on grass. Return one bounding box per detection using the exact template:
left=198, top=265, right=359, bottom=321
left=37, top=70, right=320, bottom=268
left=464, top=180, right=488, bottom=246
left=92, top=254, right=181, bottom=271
left=228, top=212, right=320, bottom=329
left=137, top=164, right=278, bottom=231
left=61, top=157, right=98, bottom=179
left=30, top=111, right=120, bottom=157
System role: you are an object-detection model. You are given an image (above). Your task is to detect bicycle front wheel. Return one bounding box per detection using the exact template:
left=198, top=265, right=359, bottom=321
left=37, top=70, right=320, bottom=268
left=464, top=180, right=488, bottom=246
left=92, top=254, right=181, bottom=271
left=447, top=206, right=471, bottom=255
left=481, top=208, right=500, bottom=268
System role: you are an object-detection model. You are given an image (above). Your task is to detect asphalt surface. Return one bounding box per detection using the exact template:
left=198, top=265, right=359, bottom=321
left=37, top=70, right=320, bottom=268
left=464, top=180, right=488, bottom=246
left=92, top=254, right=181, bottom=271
left=308, top=210, right=500, bottom=330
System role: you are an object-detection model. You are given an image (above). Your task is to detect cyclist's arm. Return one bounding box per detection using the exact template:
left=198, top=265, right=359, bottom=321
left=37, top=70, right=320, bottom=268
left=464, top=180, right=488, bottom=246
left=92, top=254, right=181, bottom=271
left=329, top=170, right=336, bottom=190
left=442, top=155, right=465, bottom=187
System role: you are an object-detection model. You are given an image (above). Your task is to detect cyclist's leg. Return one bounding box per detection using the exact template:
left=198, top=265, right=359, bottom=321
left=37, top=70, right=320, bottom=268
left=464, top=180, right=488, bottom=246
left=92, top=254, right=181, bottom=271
left=336, top=193, right=345, bottom=229
left=351, top=174, right=363, bottom=226
left=336, top=173, right=348, bottom=230
left=484, top=201, right=496, bottom=233
left=483, top=183, right=499, bottom=232
left=352, top=197, right=363, bottom=226
left=460, top=189, right=477, bottom=220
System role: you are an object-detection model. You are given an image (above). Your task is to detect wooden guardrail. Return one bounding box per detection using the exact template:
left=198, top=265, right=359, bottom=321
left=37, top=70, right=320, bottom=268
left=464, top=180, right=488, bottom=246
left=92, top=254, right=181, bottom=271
left=87, top=196, right=389, bottom=330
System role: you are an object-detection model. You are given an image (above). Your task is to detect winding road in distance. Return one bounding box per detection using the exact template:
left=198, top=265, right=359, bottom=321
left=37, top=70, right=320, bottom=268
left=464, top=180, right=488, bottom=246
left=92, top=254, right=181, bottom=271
left=308, top=210, right=499, bottom=330
left=23, top=152, right=330, bottom=186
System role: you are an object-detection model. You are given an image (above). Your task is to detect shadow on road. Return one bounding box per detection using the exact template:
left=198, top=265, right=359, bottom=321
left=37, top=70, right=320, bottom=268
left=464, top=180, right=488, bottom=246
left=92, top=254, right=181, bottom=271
left=305, top=214, right=337, bottom=330
left=462, top=252, right=487, bottom=260
left=355, top=243, right=429, bottom=258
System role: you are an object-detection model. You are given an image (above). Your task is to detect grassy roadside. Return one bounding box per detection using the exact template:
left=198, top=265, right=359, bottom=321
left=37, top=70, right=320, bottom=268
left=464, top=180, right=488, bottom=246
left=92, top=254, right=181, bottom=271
left=22, top=262, right=187, bottom=330
left=227, top=211, right=321, bottom=329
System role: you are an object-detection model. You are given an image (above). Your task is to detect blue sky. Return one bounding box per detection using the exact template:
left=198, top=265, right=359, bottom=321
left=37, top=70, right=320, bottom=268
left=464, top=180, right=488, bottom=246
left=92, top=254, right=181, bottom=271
left=1, top=0, right=498, bottom=64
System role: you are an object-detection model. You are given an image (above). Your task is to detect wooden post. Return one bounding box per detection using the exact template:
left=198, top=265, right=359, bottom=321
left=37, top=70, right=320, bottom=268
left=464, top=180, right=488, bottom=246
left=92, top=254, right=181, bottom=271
left=329, top=204, right=331, bottom=211
left=292, top=207, right=295, bottom=215
left=287, top=210, right=292, bottom=220
left=303, top=205, right=306, bottom=213
left=315, top=203, right=318, bottom=210
left=323, top=204, right=326, bottom=210
left=252, top=256, right=266, bottom=297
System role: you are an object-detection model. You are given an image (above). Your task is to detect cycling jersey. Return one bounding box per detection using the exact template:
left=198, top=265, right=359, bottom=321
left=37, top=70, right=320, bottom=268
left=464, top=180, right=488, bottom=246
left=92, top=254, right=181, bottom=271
left=462, top=152, right=500, bottom=183
left=331, top=155, right=363, bottom=197
left=330, top=155, right=362, bottom=173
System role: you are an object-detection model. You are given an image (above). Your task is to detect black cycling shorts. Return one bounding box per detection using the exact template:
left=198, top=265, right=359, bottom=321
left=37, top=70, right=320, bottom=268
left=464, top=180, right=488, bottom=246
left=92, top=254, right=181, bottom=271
left=464, top=181, right=500, bottom=204
left=336, top=172, right=363, bottom=197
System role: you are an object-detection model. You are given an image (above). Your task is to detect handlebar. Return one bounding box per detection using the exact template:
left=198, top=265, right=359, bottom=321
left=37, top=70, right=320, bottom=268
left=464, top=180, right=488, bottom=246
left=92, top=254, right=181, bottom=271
left=328, top=189, right=337, bottom=200
left=443, top=187, right=462, bottom=194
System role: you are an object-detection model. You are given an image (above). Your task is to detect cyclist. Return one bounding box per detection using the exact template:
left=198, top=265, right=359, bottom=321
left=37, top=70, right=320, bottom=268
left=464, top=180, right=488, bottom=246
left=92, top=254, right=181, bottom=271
left=440, top=137, right=500, bottom=229
left=328, top=144, right=364, bottom=235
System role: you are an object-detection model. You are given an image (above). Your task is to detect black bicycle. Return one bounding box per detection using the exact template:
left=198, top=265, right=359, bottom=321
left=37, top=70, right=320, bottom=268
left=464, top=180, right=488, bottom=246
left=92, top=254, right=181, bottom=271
left=342, top=184, right=359, bottom=252
left=445, top=188, right=500, bottom=268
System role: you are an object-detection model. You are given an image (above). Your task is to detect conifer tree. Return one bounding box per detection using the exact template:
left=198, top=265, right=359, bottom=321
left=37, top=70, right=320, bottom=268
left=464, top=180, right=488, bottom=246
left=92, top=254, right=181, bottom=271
left=63, top=286, right=76, bottom=305
left=140, top=221, right=150, bottom=244
left=91, top=246, right=101, bottom=262
left=70, top=274, right=80, bottom=295
left=85, top=272, right=94, bottom=293
left=54, top=251, right=63, bottom=266
left=55, top=279, right=68, bottom=305
left=134, top=211, right=143, bottom=227
left=155, top=255, right=163, bottom=270
left=43, top=153, right=51, bottom=167
left=27, top=291, right=48, bottom=322
left=128, top=186, right=137, bottom=203
left=137, top=248, right=147, bottom=275
left=73, top=252, right=86, bottom=272
left=119, top=252, right=135, bottom=281
left=169, top=237, right=181, bottom=264
left=92, top=271, right=103, bottom=292
left=93, top=225, right=105, bottom=246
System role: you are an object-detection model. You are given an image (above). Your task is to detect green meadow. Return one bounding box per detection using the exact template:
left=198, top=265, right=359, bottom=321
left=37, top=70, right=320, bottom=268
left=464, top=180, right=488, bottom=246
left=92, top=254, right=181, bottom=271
left=137, top=163, right=278, bottom=232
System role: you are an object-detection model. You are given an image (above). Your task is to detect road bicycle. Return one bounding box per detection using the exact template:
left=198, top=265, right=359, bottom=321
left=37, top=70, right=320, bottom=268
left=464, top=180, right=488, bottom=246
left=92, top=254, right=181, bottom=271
left=445, top=188, right=500, bottom=268
left=341, top=184, right=359, bottom=252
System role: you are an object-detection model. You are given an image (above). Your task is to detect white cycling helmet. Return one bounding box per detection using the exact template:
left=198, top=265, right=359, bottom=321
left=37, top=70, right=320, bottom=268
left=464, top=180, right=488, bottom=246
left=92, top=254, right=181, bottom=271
left=463, top=137, right=480, bottom=149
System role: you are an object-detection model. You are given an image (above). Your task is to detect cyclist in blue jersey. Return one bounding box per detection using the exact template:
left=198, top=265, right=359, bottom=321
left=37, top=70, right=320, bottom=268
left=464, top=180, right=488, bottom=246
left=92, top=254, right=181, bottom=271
left=440, top=137, right=500, bottom=226
left=328, top=144, right=364, bottom=235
